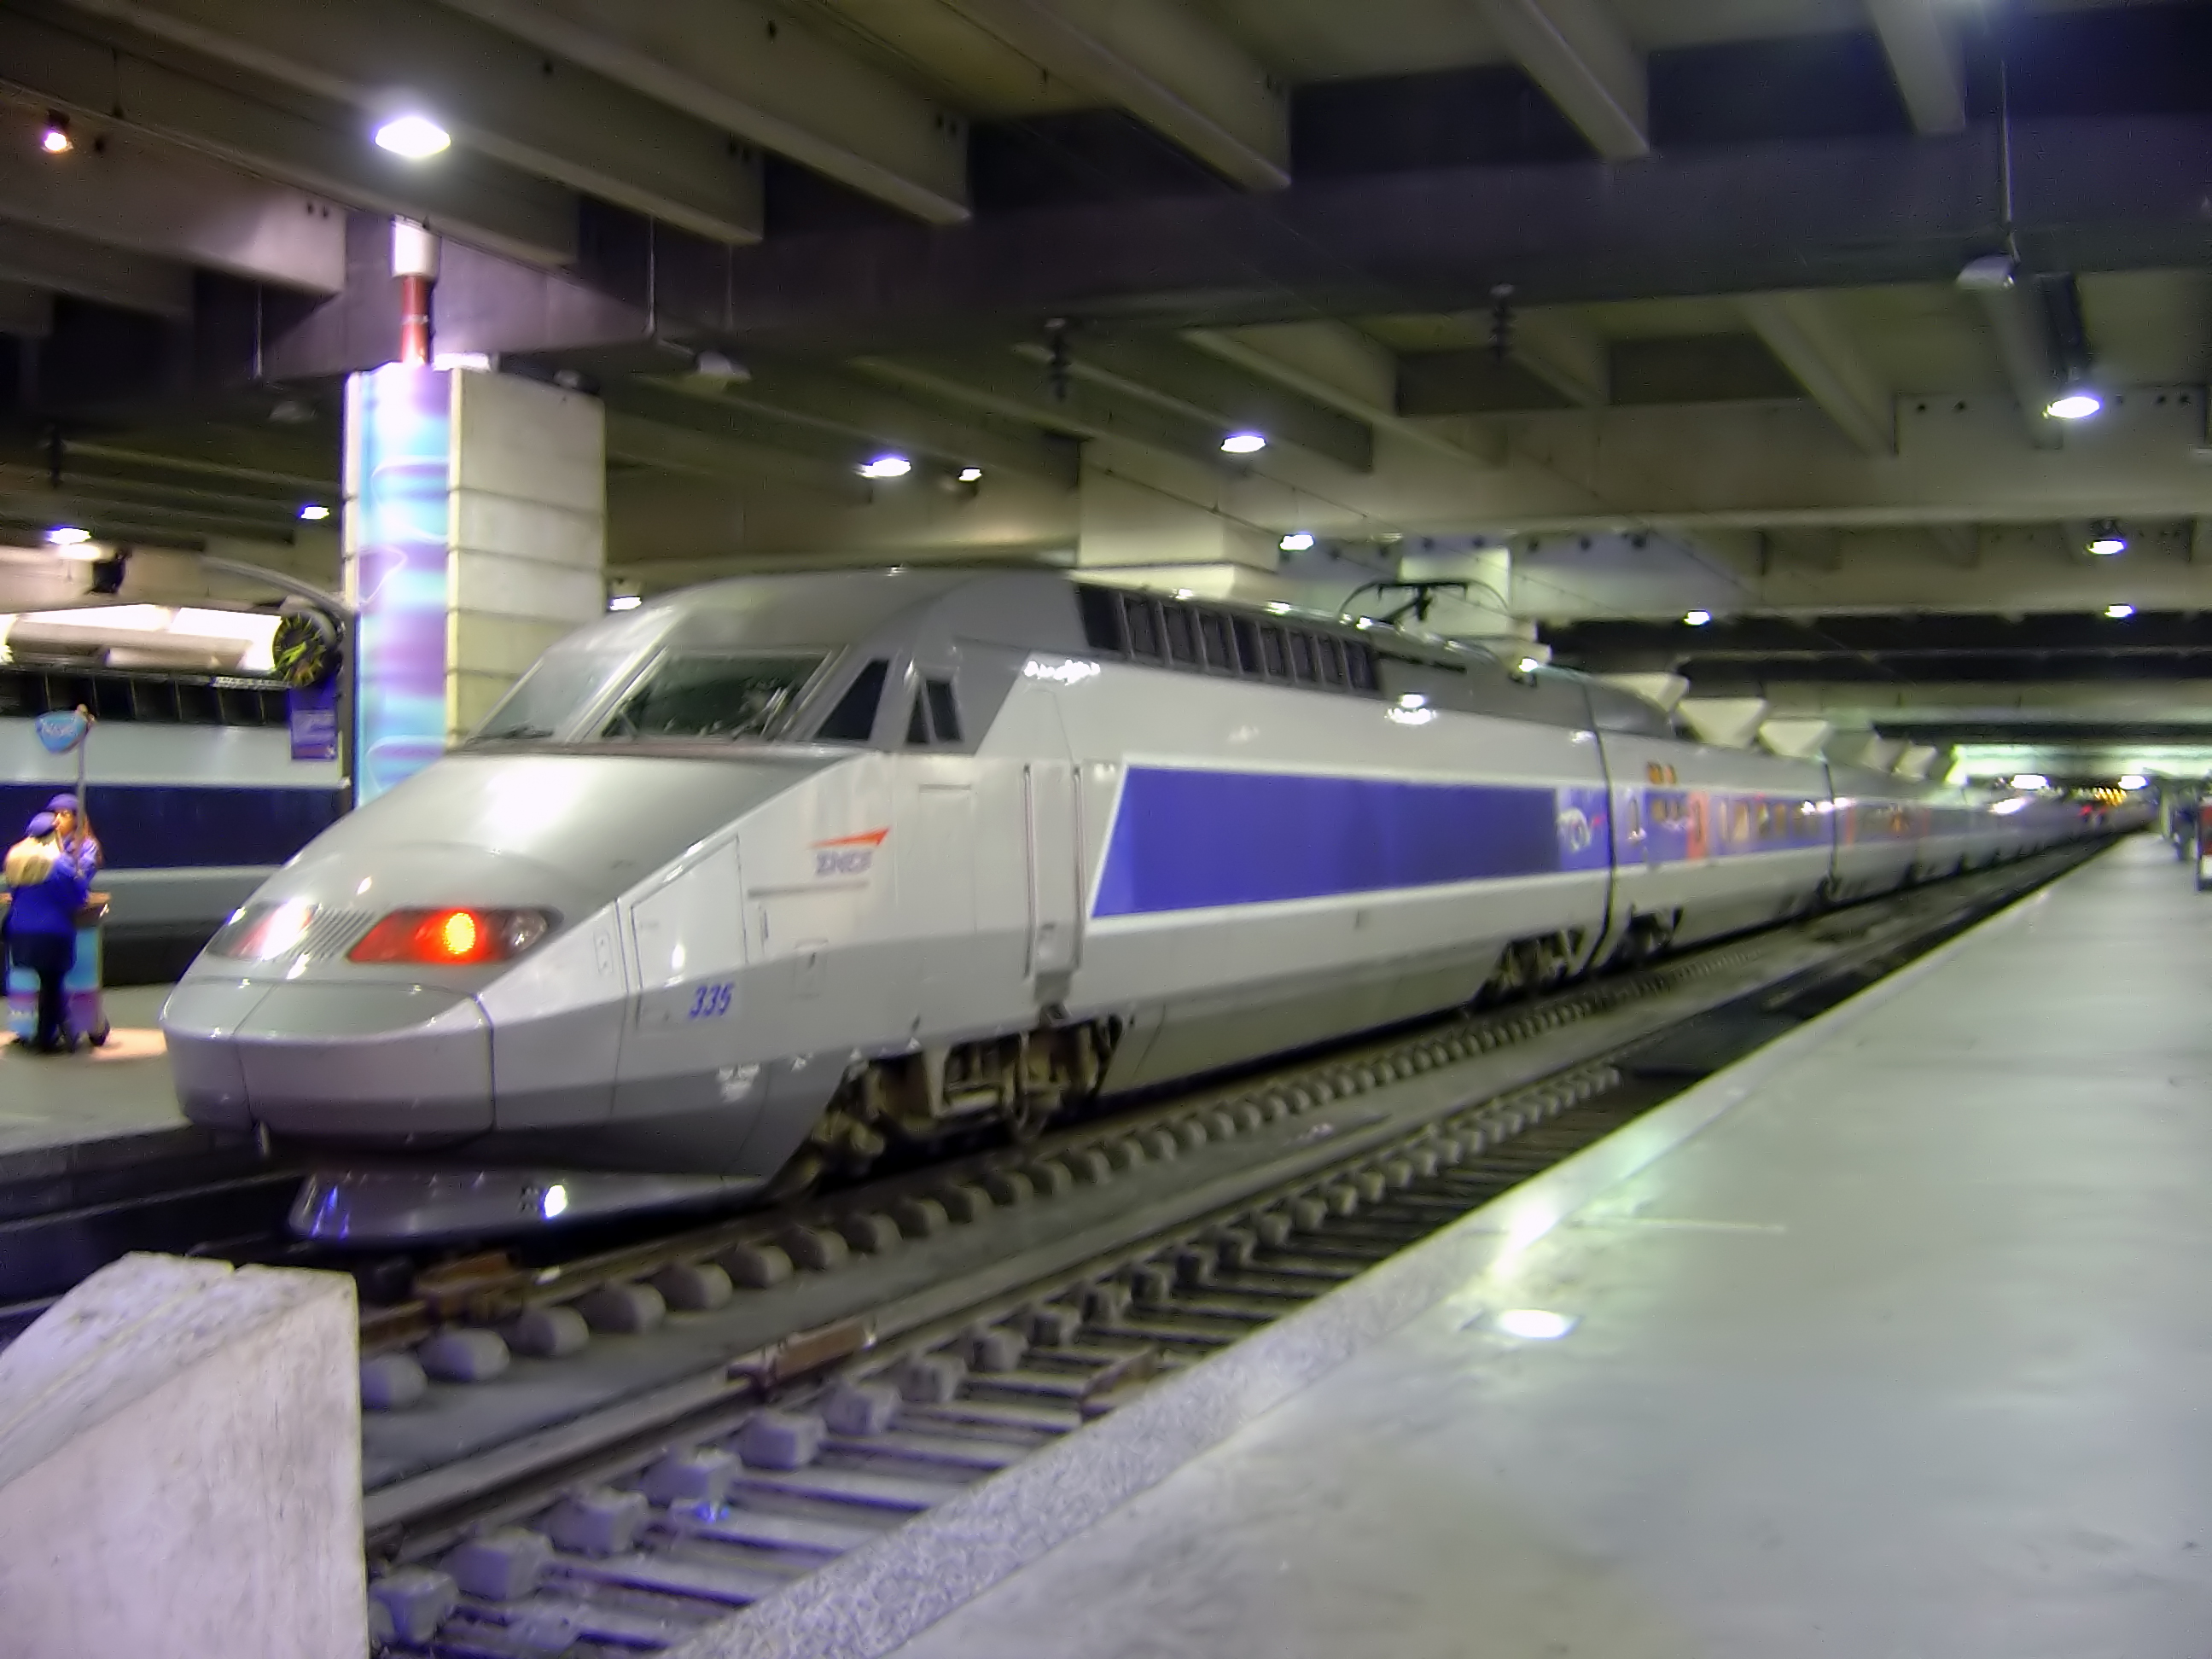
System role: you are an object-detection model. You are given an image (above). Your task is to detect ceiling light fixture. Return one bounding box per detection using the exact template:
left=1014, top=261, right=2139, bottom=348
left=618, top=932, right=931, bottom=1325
left=2046, top=389, right=2102, bottom=422
left=2118, top=773, right=2149, bottom=790
left=374, top=114, right=451, bottom=160
left=857, top=454, right=911, bottom=480
left=298, top=503, right=330, bottom=522
left=608, top=594, right=643, bottom=612
left=1278, top=531, right=1315, bottom=552
left=1682, top=609, right=1712, bottom=626
left=1220, top=432, right=1267, bottom=455
left=2105, top=602, right=2135, bottom=619
left=2011, top=772, right=2049, bottom=790
left=45, top=526, right=91, bottom=546
left=39, top=112, right=71, bottom=154
left=957, top=467, right=984, bottom=484
left=2086, top=519, right=2126, bottom=556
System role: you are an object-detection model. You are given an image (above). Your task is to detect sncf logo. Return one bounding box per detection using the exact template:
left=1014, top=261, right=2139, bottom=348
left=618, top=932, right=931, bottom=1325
left=812, top=827, right=888, bottom=877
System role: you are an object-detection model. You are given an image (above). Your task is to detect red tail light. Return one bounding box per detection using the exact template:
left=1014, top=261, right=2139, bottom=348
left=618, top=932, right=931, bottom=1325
left=347, top=908, right=554, bottom=966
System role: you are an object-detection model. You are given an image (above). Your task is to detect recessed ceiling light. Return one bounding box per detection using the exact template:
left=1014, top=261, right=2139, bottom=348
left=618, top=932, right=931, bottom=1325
left=2105, top=602, right=2135, bottom=619
left=858, top=454, right=911, bottom=480
left=1278, top=531, right=1315, bottom=552
left=1494, top=1308, right=1579, bottom=1341
left=39, top=112, right=71, bottom=154
left=375, top=114, right=451, bottom=160
left=957, top=466, right=984, bottom=484
left=2087, top=535, right=2126, bottom=556
left=46, top=526, right=91, bottom=546
left=1220, top=432, right=1266, bottom=455
left=298, top=503, right=330, bottom=522
left=2046, top=390, right=2102, bottom=421
left=1682, top=609, right=1712, bottom=626
left=608, top=594, right=643, bottom=612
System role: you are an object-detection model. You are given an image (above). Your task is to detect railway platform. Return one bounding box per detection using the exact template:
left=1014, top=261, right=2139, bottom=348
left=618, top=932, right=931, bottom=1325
left=0, top=984, right=207, bottom=1185
left=686, top=833, right=2212, bottom=1659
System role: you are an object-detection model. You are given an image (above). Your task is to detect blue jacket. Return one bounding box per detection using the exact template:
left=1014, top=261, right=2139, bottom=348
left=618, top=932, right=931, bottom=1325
left=8, top=845, right=90, bottom=937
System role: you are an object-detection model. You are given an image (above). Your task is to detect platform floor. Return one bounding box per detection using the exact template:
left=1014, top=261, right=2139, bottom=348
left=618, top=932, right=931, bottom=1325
left=0, top=985, right=202, bottom=1182
left=689, top=835, right=2212, bottom=1659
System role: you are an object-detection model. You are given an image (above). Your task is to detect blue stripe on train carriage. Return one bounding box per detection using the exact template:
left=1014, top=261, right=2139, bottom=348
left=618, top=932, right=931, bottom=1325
left=0, top=784, right=345, bottom=870
left=1091, top=767, right=1611, bottom=917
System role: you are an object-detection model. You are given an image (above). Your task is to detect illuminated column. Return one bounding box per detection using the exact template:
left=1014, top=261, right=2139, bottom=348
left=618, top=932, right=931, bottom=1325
left=343, top=368, right=603, bottom=805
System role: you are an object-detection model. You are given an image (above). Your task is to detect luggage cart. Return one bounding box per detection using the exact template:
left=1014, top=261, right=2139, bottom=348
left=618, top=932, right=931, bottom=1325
left=3, top=891, right=111, bottom=1048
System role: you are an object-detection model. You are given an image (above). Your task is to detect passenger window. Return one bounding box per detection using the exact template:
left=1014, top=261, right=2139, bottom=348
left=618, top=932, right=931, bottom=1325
left=1232, top=617, right=1266, bottom=676
left=1077, top=587, right=1126, bottom=655
left=1260, top=626, right=1289, bottom=678
left=925, top=678, right=962, bottom=743
left=816, top=659, right=888, bottom=742
left=1163, top=605, right=1199, bottom=667
left=1126, top=598, right=1163, bottom=661
left=1318, top=637, right=1346, bottom=687
left=1289, top=632, right=1318, bottom=684
left=1345, top=643, right=1377, bottom=692
left=1198, top=612, right=1232, bottom=672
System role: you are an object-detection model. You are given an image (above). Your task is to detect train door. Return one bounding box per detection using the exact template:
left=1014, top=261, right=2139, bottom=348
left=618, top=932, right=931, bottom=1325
left=1025, top=760, right=1080, bottom=980
left=902, top=776, right=976, bottom=1033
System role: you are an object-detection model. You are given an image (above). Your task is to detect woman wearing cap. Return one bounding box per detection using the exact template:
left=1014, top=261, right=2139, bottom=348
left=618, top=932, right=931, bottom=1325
left=4, top=810, right=90, bottom=1052
left=44, top=794, right=101, bottom=875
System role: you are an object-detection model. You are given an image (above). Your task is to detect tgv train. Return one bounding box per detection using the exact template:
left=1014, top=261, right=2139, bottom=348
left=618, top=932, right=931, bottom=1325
left=160, top=570, right=2122, bottom=1242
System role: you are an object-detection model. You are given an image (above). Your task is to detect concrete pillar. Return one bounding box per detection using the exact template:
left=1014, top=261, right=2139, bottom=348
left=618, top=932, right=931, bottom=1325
left=0, top=1253, right=363, bottom=1658
left=447, top=370, right=606, bottom=741
left=346, top=365, right=604, bottom=801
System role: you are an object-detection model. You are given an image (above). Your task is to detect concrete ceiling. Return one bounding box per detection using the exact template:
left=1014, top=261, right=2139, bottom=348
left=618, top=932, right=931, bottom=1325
left=0, top=0, right=2209, bottom=775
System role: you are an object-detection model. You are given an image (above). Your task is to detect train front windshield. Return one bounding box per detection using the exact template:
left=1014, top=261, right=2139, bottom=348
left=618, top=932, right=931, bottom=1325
left=597, top=653, right=825, bottom=741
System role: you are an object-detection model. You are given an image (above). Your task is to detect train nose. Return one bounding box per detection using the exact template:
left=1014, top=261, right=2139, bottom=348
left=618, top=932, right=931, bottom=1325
left=163, top=977, right=491, bottom=1140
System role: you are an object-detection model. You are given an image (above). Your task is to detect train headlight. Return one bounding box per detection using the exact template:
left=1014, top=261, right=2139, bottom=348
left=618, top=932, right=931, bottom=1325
left=207, top=900, right=319, bottom=961
left=347, top=907, right=556, bottom=966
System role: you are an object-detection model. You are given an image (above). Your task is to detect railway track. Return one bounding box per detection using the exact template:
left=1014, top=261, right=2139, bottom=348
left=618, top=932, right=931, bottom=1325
left=344, top=845, right=2098, bottom=1656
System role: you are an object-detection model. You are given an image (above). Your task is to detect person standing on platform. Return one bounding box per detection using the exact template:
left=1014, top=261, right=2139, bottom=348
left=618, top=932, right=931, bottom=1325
left=45, top=793, right=101, bottom=876
left=4, top=810, right=90, bottom=1052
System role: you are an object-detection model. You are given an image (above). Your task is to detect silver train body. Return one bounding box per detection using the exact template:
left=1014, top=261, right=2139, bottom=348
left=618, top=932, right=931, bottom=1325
left=160, top=571, right=2128, bottom=1241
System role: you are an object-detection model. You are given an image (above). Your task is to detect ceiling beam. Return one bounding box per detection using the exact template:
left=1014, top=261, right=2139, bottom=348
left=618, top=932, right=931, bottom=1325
left=602, top=409, right=864, bottom=496
left=436, top=0, right=968, bottom=224
left=0, top=219, right=189, bottom=317
left=1738, top=291, right=1895, bottom=456
left=854, top=350, right=1230, bottom=465
left=1865, top=0, right=1965, bottom=137
left=1184, top=322, right=1499, bottom=466
left=1034, top=335, right=1375, bottom=471
left=59, top=0, right=763, bottom=242
left=0, top=7, right=577, bottom=265
left=0, top=102, right=344, bottom=294
left=1510, top=307, right=1609, bottom=407
left=1476, top=0, right=1648, bottom=161
left=936, top=0, right=1289, bottom=189
left=710, top=368, right=1078, bottom=488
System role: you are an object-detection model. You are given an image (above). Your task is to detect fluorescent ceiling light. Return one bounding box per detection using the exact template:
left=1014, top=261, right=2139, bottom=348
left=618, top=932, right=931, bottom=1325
left=1220, top=432, right=1267, bottom=455
left=1682, top=609, right=1712, bottom=626
left=375, top=114, right=451, bottom=160
left=298, top=503, right=330, bottom=522
left=2105, top=602, right=2136, bottom=619
left=858, top=454, right=911, bottom=480
left=607, top=594, right=643, bottom=612
left=1278, top=531, right=1315, bottom=552
left=2087, top=534, right=2126, bottom=556
left=957, top=467, right=984, bottom=483
left=2046, top=391, right=2102, bottom=421
left=45, top=526, right=90, bottom=546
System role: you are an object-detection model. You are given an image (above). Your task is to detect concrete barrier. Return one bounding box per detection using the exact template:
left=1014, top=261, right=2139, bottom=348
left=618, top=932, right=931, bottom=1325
left=0, top=1252, right=364, bottom=1657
